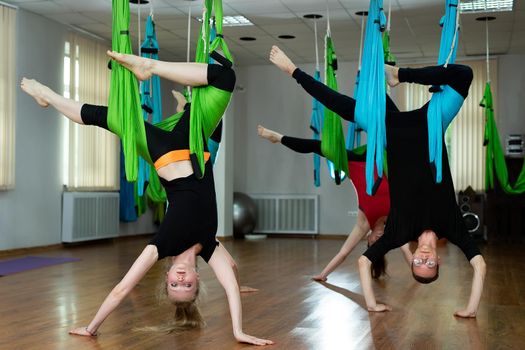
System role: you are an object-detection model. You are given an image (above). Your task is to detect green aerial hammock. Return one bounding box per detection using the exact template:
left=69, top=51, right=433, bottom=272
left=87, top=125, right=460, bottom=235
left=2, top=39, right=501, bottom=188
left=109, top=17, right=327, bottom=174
left=321, top=15, right=349, bottom=184
left=481, top=16, right=525, bottom=194
left=189, top=0, right=233, bottom=179
left=482, top=82, right=525, bottom=194
left=109, top=0, right=233, bottom=202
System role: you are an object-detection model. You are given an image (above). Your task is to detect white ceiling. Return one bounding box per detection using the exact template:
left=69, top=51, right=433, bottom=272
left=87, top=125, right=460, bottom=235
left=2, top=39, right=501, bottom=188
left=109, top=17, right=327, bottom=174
left=5, top=0, right=525, bottom=66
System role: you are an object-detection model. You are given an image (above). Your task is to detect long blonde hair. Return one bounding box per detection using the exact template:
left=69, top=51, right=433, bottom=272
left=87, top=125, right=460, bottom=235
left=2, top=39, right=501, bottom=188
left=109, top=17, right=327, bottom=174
left=137, top=260, right=206, bottom=334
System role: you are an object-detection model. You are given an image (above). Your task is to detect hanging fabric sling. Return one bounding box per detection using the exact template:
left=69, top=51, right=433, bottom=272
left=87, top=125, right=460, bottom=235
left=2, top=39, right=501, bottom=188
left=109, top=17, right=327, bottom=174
left=109, top=0, right=233, bottom=204
left=382, top=0, right=396, bottom=66
left=309, top=17, right=323, bottom=187
left=108, top=0, right=148, bottom=182
left=354, top=0, right=387, bottom=195
left=482, top=83, right=525, bottom=193
left=189, top=0, right=234, bottom=179
left=346, top=11, right=367, bottom=152
left=481, top=16, right=525, bottom=194
left=426, top=0, right=462, bottom=183
left=137, top=14, right=163, bottom=196
left=321, top=20, right=349, bottom=184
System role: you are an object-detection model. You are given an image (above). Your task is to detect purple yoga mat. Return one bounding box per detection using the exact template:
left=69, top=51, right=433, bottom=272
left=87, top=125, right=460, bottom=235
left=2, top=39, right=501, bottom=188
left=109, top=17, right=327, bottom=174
left=0, top=256, right=80, bottom=276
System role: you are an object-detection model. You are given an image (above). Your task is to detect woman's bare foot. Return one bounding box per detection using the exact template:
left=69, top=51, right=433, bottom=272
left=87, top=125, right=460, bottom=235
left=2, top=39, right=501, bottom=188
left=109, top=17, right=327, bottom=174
left=172, top=90, right=187, bottom=113
left=107, top=50, right=153, bottom=81
left=312, top=274, right=328, bottom=282
left=257, top=125, right=283, bottom=143
left=20, top=78, right=50, bottom=107
left=385, top=64, right=400, bottom=87
left=269, top=45, right=297, bottom=76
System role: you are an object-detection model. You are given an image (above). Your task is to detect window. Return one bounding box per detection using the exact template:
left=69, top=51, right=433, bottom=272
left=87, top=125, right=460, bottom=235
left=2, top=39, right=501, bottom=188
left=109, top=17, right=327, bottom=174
left=0, top=5, right=16, bottom=190
left=63, top=33, right=119, bottom=191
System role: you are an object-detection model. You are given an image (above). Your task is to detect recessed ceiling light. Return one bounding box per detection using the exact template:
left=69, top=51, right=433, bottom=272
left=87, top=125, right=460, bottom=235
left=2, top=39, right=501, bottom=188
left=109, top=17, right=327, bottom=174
left=460, top=0, right=513, bottom=13
left=355, top=11, right=368, bottom=16
left=278, top=35, right=295, bottom=39
left=129, top=0, right=149, bottom=4
left=239, top=37, right=256, bottom=41
left=303, top=14, right=323, bottom=19
left=475, top=16, right=497, bottom=21
left=223, top=15, right=253, bottom=26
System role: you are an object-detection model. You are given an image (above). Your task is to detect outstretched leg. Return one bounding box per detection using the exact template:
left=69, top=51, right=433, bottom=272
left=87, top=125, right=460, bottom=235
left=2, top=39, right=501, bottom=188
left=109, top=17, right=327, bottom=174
left=107, top=51, right=208, bottom=86
left=20, top=78, right=84, bottom=124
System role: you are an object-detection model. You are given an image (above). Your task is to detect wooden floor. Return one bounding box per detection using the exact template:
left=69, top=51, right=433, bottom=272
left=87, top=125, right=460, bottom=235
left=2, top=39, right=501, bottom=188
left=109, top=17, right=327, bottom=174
left=1, top=236, right=525, bottom=350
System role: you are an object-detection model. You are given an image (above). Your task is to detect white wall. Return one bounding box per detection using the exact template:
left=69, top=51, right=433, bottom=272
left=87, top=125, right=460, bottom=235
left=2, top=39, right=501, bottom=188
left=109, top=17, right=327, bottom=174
left=232, top=61, right=361, bottom=235
left=0, top=10, right=67, bottom=250
left=497, top=54, right=525, bottom=137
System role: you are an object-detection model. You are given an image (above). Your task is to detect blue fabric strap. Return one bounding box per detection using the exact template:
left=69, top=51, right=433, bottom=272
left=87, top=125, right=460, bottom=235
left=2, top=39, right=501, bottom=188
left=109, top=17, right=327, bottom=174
left=427, top=0, right=461, bottom=183
left=310, top=70, right=323, bottom=187
left=354, top=0, right=387, bottom=195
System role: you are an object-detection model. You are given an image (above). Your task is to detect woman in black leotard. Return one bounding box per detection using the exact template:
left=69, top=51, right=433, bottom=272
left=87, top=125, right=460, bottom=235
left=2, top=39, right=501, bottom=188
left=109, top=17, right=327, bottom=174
left=21, top=51, right=273, bottom=346
left=269, top=45, right=486, bottom=318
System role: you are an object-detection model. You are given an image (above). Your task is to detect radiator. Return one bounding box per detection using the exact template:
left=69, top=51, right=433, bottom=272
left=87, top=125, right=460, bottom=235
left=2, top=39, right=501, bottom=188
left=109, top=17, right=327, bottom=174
left=249, top=194, right=318, bottom=234
left=62, top=192, right=120, bottom=243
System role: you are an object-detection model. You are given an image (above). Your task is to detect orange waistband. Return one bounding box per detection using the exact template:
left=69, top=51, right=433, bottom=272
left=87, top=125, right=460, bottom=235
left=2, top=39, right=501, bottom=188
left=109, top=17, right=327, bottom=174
left=154, top=150, right=210, bottom=171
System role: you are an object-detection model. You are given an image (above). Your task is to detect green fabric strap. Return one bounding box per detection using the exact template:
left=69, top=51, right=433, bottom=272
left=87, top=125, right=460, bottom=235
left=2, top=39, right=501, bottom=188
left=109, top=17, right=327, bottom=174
left=321, top=35, right=349, bottom=176
left=382, top=30, right=396, bottom=65
left=190, top=0, right=234, bottom=178
left=108, top=0, right=151, bottom=182
left=483, top=81, right=525, bottom=194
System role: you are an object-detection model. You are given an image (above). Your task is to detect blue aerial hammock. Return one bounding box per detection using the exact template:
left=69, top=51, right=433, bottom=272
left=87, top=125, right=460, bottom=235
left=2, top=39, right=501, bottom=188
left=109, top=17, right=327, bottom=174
left=354, top=0, right=387, bottom=195
left=309, top=18, right=322, bottom=187
left=345, top=11, right=367, bottom=152
left=426, top=0, right=462, bottom=183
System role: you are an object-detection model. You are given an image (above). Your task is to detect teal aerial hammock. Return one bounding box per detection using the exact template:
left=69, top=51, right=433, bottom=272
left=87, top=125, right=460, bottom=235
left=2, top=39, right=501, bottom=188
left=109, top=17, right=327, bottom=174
left=354, top=0, right=387, bottom=195
left=346, top=11, right=367, bottom=152
left=481, top=17, right=525, bottom=194
left=321, top=17, right=349, bottom=184
left=137, top=14, right=163, bottom=196
left=426, top=0, right=462, bottom=184
left=309, top=17, right=322, bottom=187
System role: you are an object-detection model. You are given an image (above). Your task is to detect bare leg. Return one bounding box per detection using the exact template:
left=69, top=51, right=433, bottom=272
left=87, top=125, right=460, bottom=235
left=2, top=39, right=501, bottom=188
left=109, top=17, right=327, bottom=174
left=257, top=125, right=283, bottom=143
left=20, top=78, right=84, bottom=124
left=107, top=51, right=208, bottom=86
left=384, top=64, right=400, bottom=88
left=312, top=210, right=370, bottom=281
left=269, top=46, right=297, bottom=76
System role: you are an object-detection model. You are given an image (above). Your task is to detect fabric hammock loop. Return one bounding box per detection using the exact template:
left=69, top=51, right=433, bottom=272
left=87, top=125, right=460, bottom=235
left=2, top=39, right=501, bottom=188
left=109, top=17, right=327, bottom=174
left=120, top=30, right=129, bottom=35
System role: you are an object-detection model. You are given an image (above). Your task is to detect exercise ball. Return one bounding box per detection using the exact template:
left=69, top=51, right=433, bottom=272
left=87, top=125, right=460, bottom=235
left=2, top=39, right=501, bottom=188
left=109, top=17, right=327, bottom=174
left=233, top=192, right=258, bottom=239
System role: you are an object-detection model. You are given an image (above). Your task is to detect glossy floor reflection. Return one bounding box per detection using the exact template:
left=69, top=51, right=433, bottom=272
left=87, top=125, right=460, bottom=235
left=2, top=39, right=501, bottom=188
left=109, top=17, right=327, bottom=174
left=1, top=236, right=524, bottom=349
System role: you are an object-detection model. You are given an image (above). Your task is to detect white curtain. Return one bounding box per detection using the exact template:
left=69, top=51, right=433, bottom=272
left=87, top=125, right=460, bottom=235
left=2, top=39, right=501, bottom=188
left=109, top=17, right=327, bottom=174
left=395, top=60, right=497, bottom=191
left=63, top=33, right=119, bottom=191
left=0, top=5, right=16, bottom=190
